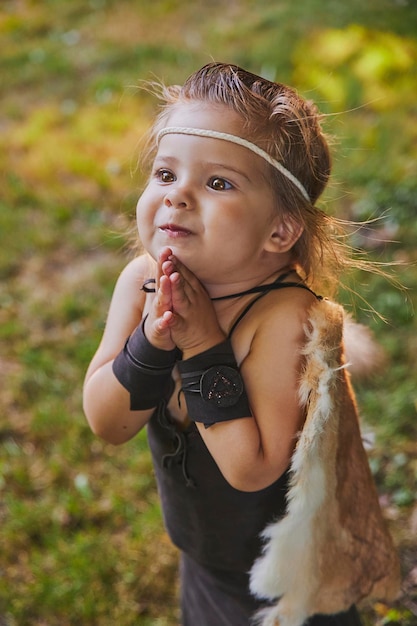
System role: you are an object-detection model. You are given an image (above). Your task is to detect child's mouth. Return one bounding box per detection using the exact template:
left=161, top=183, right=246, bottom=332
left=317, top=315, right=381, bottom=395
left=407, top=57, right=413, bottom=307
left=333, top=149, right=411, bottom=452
left=160, top=223, right=192, bottom=238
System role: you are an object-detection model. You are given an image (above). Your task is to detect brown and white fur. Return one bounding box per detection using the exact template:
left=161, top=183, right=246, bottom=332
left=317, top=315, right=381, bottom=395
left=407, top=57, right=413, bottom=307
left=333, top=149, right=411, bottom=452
left=249, top=299, right=400, bottom=626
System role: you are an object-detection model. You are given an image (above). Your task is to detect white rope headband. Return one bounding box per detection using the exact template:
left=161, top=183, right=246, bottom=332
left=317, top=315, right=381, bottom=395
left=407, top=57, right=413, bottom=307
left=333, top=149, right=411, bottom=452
left=157, top=126, right=310, bottom=202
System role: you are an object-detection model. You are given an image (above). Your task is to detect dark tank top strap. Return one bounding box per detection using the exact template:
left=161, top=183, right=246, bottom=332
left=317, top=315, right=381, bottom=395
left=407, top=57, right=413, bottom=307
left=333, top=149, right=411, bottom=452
left=228, top=280, right=321, bottom=338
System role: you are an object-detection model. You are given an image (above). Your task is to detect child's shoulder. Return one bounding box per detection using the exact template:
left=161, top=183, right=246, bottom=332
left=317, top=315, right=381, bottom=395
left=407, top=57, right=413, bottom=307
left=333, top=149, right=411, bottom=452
left=257, top=285, right=320, bottom=335
left=117, top=253, right=156, bottom=285
left=256, top=290, right=346, bottom=364
left=233, top=287, right=321, bottom=365
left=110, top=253, right=157, bottom=311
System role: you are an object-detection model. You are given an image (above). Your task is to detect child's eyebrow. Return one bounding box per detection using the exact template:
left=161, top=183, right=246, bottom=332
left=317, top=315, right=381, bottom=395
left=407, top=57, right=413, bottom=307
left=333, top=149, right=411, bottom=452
left=153, top=154, right=177, bottom=166
left=205, top=162, right=251, bottom=182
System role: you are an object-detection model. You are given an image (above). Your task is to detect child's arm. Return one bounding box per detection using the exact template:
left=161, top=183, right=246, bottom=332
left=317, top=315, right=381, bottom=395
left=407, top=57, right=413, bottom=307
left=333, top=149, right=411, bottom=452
left=83, top=255, right=157, bottom=444
left=198, top=297, right=309, bottom=491
left=162, top=256, right=312, bottom=492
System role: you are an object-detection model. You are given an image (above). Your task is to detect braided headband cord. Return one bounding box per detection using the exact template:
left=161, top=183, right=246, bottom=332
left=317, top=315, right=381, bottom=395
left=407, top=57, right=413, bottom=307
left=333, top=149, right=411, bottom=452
left=157, top=126, right=310, bottom=202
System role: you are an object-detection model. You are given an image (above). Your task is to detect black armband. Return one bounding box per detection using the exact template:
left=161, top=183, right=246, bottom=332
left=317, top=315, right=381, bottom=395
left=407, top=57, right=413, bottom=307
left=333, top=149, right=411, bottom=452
left=177, top=339, right=252, bottom=428
left=112, top=317, right=181, bottom=410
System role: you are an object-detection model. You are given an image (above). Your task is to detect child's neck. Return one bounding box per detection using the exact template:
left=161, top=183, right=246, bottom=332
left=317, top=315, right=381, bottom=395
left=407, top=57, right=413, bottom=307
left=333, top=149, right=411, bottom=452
left=210, top=266, right=294, bottom=301
left=204, top=263, right=294, bottom=301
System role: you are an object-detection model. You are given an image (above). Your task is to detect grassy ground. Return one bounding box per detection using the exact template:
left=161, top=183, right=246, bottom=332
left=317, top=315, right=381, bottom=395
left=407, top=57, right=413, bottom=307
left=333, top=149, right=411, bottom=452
left=1, top=0, right=416, bottom=624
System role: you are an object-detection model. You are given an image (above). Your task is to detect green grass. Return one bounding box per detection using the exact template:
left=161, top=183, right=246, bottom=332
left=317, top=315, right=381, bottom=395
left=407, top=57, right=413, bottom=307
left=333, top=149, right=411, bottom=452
left=1, top=0, right=416, bottom=623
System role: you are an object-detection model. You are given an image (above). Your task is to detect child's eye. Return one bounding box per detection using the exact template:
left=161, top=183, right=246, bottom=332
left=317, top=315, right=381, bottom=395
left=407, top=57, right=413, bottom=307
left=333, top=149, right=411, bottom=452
left=156, top=169, right=175, bottom=183
left=209, top=177, right=233, bottom=191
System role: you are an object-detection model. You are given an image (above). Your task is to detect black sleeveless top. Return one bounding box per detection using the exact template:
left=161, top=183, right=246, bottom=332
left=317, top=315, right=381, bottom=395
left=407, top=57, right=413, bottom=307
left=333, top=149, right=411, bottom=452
left=146, top=275, right=319, bottom=575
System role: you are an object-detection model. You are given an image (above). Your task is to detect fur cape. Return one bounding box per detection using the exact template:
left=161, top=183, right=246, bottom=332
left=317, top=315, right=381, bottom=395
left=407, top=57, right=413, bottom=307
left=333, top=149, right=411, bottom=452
left=249, top=298, right=400, bottom=626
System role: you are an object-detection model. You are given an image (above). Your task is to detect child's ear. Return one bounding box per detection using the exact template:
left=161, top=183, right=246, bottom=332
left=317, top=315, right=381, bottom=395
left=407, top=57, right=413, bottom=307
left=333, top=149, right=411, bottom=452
left=264, top=217, right=304, bottom=253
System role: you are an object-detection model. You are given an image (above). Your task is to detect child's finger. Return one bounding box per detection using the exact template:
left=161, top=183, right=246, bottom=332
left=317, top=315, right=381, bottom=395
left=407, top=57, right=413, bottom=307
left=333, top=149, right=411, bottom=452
left=155, top=274, right=173, bottom=315
left=161, top=259, right=176, bottom=277
left=159, top=247, right=173, bottom=264
left=169, top=271, right=192, bottom=312
left=157, top=247, right=173, bottom=284
left=167, top=255, right=202, bottom=294
left=157, top=310, right=175, bottom=330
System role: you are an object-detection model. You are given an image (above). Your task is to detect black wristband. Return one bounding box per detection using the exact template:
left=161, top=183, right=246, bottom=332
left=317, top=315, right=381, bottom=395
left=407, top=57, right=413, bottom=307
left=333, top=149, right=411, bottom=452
left=112, top=317, right=181, bottom=410
left=177, top=339, right=252, bottom=428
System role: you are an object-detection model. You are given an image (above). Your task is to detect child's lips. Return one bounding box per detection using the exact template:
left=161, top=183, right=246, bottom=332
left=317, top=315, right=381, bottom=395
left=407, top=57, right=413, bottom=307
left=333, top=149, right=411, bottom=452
left=159, top=223, right=192, bottom=238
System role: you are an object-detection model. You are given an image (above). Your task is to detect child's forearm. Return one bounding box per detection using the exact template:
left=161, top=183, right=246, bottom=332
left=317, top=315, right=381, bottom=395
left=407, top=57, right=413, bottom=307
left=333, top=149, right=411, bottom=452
left=176, top=335, right=299, bottom=491
left=195, top=416, right=292, bottom=492
left=83, top=361, right=153, bottom=444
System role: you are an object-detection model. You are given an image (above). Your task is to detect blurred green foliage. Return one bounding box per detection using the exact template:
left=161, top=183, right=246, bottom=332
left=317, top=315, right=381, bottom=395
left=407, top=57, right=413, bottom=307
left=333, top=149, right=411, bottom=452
left=0, top=0, right=416, bottom=624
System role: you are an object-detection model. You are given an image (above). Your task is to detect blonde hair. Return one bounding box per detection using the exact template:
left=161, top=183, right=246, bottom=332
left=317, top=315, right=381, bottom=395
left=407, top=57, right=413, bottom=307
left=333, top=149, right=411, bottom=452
left=140, top=63, right=355, bottom=297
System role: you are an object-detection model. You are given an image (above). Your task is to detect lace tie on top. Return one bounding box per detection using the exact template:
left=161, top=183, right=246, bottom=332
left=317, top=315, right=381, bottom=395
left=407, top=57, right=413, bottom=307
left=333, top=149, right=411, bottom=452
left=156, top=401, right=196, bottom=489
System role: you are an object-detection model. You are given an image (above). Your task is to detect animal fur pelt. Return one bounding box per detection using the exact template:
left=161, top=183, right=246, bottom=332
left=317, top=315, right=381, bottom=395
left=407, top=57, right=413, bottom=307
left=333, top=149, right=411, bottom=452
left=249, top=299, right=400, bottom=626
left=342, top=313, right=387, bottom=379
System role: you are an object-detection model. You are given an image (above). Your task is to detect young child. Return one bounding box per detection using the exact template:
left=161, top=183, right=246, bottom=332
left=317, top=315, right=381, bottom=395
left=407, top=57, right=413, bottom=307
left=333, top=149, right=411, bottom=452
left=83, top=63, right=399, bottom=626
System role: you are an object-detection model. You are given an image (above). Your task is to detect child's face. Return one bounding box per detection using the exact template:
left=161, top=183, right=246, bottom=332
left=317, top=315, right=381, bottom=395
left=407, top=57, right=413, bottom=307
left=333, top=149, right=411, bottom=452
left=137, top=103, right=281, bottom=286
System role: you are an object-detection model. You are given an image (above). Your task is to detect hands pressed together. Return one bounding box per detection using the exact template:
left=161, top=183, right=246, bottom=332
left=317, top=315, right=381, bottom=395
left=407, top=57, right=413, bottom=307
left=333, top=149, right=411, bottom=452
left=145, top=248, right=226, bottom=359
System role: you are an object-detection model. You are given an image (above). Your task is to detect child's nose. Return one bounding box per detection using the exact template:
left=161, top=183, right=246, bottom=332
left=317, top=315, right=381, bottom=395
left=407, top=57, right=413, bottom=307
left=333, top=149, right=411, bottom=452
left=164, top=186, right=194, bottom=210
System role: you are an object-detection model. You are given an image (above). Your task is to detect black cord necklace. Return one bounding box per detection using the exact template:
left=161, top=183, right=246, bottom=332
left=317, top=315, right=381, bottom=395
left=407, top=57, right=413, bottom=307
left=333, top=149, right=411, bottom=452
left=141, top=269, right=309, bottom=300
left=210, top=270, right=295, bottom=301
